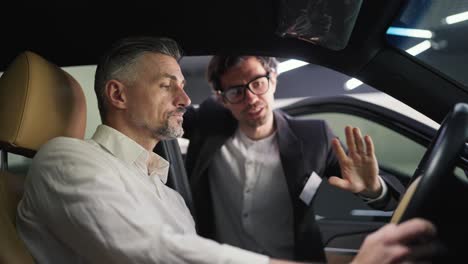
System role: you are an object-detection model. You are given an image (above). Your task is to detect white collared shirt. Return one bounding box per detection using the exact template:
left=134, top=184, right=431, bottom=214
left=209, top=129, right=295, bottom=259
left=17, top=125, right=269, bottom=264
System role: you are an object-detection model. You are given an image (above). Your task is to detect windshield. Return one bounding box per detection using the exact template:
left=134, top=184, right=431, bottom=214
left=386, top=0, right=468, bottom=89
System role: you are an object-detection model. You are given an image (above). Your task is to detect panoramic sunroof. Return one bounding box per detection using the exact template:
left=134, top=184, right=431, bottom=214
left=386, top=0, right=468, bottom=89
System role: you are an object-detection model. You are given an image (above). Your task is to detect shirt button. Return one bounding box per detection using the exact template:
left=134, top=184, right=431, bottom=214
left=245, top=188, right=250, bottom=193
left=243, top=213, right=248, bottom=218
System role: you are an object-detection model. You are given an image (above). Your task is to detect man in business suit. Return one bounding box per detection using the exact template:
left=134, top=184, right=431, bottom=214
left=183, top=56, right=404, bottom=262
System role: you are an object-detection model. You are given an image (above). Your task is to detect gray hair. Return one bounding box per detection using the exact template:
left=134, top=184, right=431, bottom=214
left=94, top=36, right=182, bottom=122
left=206, top=56, right=278, bottom=92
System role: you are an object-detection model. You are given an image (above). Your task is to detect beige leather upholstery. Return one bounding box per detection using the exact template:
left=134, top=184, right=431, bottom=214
left=391, top=177, right=422, bottom=223
left=0, top=171, right=32, bottom=264
left=0, top=51, right=86, bottom=157
left=0, top=51, right=87, bottom=263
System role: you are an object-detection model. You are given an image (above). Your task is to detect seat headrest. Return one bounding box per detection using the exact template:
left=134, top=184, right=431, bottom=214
left=0, top=51, right=86, bottom=157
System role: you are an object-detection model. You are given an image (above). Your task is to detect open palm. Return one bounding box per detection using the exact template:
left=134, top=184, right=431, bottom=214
left=328, top=126, right=382, bottom=197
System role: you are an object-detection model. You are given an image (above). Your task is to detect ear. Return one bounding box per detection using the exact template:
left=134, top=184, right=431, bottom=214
left=105, top=80, right=127, bottom=110
left=215, top=91, right=227, bottom=106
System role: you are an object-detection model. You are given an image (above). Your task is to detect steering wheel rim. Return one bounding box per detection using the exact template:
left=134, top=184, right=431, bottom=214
left=398, top=103, right=468, bottom=222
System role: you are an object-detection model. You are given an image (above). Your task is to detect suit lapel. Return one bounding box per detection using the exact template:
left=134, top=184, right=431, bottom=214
left=191, top=134, right=230, bottom=185
left=275, top=111, right=326, bottom=262
left=275, top=111, right=307, bottom=205
left=189, top=113, right=237, bottom=189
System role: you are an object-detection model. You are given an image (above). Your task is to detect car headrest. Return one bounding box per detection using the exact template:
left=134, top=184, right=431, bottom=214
left=0, top=51, right=87, bottom=158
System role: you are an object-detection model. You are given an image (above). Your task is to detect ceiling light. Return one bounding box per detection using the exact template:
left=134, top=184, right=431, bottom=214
left=406, top=40, right=432, bottom=56
left=444, top=11, right=468, bottom=25
left=386, top=27, right=433, bottom=39
left=345, top=78, right=363, bottom=90
left=277, top=59, right=309, bottom=74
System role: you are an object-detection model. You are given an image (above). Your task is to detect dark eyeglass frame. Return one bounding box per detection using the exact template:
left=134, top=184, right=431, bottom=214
left=217, top=72, right=271, bottom=104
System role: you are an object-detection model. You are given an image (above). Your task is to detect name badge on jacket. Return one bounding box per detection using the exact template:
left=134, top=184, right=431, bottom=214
left=299, top=171, right=322, bottom=205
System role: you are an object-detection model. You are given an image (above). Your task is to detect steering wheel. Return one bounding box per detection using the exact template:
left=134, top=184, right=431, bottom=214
left=390, top=103, right=468, bottom=261
left=394, top=103, right=468, bottom=222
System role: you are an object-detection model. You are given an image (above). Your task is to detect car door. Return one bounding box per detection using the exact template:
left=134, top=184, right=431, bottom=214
left=281, top=94, right=437, bottom=254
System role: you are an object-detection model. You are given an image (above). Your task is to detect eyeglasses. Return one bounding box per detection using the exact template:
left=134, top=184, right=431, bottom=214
left=218, top=73, right=270, bottom=104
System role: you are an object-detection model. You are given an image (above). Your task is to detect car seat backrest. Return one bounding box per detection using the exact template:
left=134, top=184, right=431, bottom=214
left=0, top=51, right=87, bottom=263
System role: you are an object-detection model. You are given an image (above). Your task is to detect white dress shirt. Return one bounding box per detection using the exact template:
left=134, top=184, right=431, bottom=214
left=17, top=125, right=269, bottom=264
left=209, top=129, right=295, bottom=259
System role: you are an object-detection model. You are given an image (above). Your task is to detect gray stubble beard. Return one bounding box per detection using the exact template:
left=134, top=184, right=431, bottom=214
left=154, top=118, right=184, bottom=139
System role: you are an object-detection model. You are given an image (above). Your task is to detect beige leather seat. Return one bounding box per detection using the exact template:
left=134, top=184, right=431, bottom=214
left=0, top=51, right=87, bottom=263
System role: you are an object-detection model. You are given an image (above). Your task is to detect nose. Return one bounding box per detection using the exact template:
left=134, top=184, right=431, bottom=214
left=243, top=87, right=258, bottom=105
left=175, top=85, right=191, bottom=107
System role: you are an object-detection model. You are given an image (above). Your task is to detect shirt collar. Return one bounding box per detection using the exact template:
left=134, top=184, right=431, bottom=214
left=91, top=125, right=169, bottom=183
left=235, top=127, right=277, bottom=149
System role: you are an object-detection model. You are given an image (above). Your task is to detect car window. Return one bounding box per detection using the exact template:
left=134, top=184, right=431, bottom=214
left=386, top=0, right=468, bottom=88
left=296, top=112, right=426, bottom=181
left=177, top=56, right=439, bottom=157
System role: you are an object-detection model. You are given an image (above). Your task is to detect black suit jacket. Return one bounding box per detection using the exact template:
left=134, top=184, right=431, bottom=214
left=183, top=97, right=404, bottom=262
